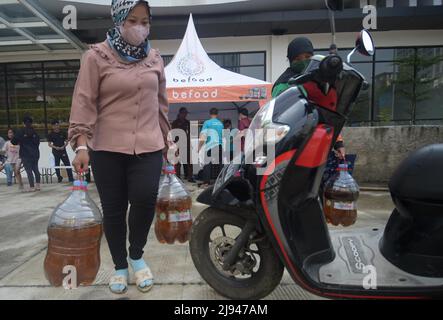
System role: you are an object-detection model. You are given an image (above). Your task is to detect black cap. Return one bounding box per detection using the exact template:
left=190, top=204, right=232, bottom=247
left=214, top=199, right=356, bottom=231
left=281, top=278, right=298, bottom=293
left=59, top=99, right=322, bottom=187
left=23, top=115, right=33, bottom=124
left=239, top=108, right=249, bottom=116
left=178, top=107, right=188, bottom=114
left=51, top=119, right=60, bottom=125
left=210, top=108, right=218, bottom=115
left=287, top=37, right=314, bottom=62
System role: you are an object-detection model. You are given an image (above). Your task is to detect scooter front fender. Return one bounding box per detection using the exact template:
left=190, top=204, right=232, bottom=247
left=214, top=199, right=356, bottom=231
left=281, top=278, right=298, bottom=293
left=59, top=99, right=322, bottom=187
left=196, top=185, right=215, bottom=205
left=197, top=182, right=254, bottom=210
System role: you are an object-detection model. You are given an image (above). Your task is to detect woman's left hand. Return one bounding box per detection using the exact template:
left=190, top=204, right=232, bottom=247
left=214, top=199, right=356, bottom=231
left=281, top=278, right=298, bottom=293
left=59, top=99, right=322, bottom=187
left=163, top=141, right=178, bottom=163
left=335, top=147, right=346, bottom=160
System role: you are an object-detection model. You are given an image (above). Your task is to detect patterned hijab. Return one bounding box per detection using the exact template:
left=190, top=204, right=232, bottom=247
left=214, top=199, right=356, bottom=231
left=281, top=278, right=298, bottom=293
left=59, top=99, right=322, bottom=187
left=107, top=0, right=152, bottom=62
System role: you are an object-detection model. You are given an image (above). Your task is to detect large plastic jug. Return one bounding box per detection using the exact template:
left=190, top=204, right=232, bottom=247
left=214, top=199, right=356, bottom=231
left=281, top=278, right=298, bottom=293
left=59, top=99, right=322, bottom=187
left=44, top=180, right=103, bottom=287
left=155, top=165, right=193, bottom=244
left=323, top=163, right=360, bottom=227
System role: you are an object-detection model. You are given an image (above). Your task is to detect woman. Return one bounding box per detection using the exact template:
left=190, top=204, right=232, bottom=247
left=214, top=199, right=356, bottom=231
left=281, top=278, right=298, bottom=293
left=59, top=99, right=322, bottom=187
left=2, top=129, right=24, bottom=189
left=69, top=0, right=173, bottom=294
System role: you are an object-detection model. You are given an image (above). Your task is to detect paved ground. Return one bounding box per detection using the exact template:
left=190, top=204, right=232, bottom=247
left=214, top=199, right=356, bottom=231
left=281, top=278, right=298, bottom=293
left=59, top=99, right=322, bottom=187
left=0, top=178, right=394, bottom=300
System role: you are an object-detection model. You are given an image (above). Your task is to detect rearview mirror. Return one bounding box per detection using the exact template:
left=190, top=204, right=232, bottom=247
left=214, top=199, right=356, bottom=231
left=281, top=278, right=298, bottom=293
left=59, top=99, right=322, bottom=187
left=325, top=0, right=344, bottom=11
left=347, top=30, right=375, bottom=64
left=356, top=29, right=375, bottom=56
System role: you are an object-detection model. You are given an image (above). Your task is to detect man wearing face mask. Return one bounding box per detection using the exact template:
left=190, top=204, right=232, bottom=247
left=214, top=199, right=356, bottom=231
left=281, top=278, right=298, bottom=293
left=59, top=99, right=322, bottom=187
left=272, top=37, right=346, bottom=194
left=272, top=37, right=316, bottom=98
left=69, top=0, right=175, bottom=295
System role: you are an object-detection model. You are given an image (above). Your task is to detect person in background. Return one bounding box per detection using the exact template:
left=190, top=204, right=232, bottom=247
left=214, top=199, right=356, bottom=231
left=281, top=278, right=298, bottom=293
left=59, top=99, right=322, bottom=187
left=1, top=129, right=24, bottom=189
left=0, top=135, right=5, bottom=173
left=198, top=108, right=224, bottom=187
left=47, top=120, right=74, bottom=183
left=0, top=135, right=5, bottom=150
left=12, top=116, right=41, bottom=192
left=237, top=108, right=251, bottom=153
left=272, top=37, right=346, bottom=182
left=223, top=119, right=234, bottom=163
left=171, top=107, right=194, bottom=182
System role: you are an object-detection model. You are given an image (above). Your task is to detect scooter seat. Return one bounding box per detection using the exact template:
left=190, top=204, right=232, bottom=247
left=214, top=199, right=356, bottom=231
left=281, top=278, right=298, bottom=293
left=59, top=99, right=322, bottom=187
left=389, top=144, right=443, bottom=204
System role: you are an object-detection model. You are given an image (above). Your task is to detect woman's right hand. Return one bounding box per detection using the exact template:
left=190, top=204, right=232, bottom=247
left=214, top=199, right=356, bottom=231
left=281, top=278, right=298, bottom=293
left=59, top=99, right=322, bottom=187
left=72, top=150, right=90, bottom=174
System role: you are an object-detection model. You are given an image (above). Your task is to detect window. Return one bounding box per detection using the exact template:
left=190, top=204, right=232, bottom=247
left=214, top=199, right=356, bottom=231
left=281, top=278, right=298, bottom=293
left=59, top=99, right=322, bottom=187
left=209, top=52, right=266, bottom=80
left=312, top=46, right=443, bottom=126
left=371, top=47, right=443, bottom=125
left=0, top=60, right=80, bottom=138
left=0, top=66, right=7, bottom=137
left=163, top=55, right=173, bottom=66
left=6, top=62, right=46, bottom=136
left=349, top=62, right=373, bottom=124
left=43, top=61, right=80, bottom=133
left=415, top=47, right=443, bottom=122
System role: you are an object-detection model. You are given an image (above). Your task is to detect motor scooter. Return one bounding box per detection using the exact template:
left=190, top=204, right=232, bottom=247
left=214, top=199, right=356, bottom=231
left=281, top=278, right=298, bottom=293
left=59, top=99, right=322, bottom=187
left=189, top=1, right=443, bottom=300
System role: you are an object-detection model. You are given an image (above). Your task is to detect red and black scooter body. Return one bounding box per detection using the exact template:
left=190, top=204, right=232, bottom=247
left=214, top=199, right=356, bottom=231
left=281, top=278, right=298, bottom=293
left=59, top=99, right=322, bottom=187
left=198, top=56, right=443, bottom=299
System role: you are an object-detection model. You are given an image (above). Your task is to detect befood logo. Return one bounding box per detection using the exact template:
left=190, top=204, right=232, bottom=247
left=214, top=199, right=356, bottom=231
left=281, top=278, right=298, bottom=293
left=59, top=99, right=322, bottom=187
left=174, top=53, right=212, bottom=84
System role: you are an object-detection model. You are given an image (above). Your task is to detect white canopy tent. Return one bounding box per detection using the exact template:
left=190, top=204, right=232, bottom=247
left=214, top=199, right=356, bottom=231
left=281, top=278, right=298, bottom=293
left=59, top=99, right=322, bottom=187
left=165, top=14, right=272, bottom=125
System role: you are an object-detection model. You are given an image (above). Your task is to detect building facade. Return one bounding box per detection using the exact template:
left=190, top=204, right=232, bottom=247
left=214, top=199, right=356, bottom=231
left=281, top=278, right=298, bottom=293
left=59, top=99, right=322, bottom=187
left=1, top=0, right=443, bottom=137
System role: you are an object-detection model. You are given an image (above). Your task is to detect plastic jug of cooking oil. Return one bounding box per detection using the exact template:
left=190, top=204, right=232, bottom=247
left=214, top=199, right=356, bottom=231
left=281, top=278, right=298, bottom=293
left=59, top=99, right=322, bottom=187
left=155, top=165, right=193, bottom=244
left=44, top=180, right=102, bottom=287
left=323, top=163, right=359, bottom=227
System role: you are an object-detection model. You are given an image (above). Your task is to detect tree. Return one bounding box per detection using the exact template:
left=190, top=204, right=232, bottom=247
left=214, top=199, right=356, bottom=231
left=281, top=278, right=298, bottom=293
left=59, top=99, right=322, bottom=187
left=393, top=51, right=443, bottom=124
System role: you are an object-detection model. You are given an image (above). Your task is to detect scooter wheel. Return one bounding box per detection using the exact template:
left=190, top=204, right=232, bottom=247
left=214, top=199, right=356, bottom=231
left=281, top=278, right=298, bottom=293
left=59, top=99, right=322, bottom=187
left=189, top=207, right=284, bottom=300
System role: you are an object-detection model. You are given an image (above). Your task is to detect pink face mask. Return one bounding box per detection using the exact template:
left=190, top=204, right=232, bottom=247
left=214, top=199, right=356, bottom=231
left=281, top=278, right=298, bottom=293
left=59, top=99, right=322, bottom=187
left=120, top=24, right=150, bottom=46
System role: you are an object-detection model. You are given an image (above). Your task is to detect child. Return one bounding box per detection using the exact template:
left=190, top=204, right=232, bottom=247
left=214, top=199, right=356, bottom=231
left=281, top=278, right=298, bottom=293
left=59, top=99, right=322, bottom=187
left=2, top=129, right=24, bottom=189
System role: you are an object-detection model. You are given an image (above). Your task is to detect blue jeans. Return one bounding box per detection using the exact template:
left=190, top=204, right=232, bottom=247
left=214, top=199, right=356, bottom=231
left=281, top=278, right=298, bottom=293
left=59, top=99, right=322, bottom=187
left=5, top=163, right=15, bottom=186
left=4, top=163, right=13, bottom=185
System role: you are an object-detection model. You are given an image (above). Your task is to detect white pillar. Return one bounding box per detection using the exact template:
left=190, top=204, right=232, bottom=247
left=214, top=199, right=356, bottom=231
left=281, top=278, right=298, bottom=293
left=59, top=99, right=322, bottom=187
left=270, top=35, right=289, bottom=83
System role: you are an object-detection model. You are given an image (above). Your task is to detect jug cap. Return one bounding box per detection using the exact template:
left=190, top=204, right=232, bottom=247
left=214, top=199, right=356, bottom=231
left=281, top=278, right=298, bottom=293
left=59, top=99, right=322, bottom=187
left=72, top=180, right=88, bottom=191
left=73, top=180, right=82, bottom=187
left=337, top=163, right=348, bottom=171
left=164, top=165, right=176, bottom=174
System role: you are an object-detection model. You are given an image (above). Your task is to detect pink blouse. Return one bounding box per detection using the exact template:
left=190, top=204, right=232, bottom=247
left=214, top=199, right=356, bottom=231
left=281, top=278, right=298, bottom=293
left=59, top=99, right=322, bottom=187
left=68, top=41, right=171, bottom=155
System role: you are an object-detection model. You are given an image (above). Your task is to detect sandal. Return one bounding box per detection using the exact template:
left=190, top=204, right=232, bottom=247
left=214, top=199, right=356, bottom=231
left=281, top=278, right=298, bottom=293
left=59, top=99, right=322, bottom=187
left=133, top=267, right=154, bottom=293
left=109, top=274, right=128, bottom=294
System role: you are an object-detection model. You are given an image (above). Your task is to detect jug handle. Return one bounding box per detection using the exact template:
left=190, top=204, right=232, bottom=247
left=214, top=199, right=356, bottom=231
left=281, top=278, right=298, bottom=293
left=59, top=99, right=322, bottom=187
left=76, top=169, right=85, bottom=182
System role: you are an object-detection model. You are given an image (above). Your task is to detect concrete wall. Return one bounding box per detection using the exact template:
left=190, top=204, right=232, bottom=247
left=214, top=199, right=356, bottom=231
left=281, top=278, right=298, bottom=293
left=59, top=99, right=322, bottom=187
left=342, top=125, right=443, bottom=184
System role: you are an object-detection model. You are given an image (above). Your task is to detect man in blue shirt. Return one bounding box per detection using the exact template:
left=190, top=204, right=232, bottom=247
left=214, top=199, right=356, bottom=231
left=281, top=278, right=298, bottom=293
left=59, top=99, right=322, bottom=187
left=199, top=108, right=224, bottom=187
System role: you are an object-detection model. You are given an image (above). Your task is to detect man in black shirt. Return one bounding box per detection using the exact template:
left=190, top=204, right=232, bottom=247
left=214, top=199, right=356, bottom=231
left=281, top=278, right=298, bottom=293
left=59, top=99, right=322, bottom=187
left=171, top=107, right=194, bottom=182
left=47, top=120, right=74, bottom=183
left=12, top=116, right=41, bottom=191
